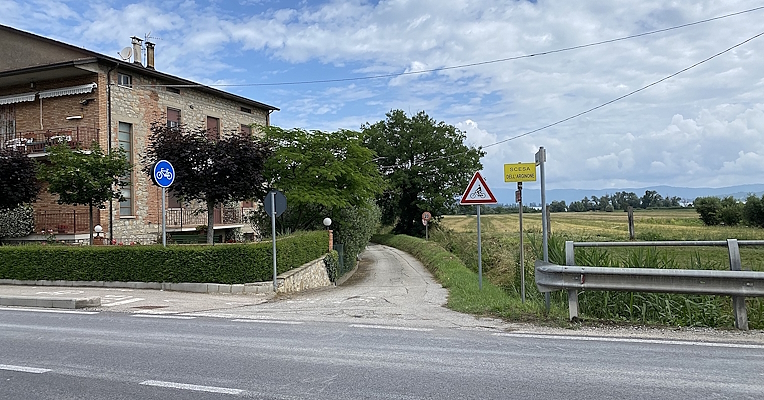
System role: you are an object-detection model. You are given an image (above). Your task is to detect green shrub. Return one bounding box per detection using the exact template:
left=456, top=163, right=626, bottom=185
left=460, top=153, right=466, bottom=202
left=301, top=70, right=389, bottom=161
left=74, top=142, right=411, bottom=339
left=694, top=196, right=721, bottom=225
left=743, top=194, right=764, bottom=228
left=323, top=250, right=339, bottom=282
left=0, top=230, right=328, bottom=284
left=334, top=200, right=381, bottom=270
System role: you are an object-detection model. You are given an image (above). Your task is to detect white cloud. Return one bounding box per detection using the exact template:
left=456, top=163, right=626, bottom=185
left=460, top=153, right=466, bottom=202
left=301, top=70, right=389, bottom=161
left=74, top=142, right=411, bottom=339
left=4, top=0, right=764, bottom=198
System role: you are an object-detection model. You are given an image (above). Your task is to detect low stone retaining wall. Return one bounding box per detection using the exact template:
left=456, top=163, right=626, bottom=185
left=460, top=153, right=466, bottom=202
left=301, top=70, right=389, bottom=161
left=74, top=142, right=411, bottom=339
left=276, top=257, right=333, bottom=294
left=0, top=256, right=332, bottom=295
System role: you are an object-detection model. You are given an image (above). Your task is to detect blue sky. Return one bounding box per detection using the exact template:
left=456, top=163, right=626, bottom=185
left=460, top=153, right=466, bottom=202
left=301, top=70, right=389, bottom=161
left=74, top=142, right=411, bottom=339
left=3, top=0, right=764, bottom=203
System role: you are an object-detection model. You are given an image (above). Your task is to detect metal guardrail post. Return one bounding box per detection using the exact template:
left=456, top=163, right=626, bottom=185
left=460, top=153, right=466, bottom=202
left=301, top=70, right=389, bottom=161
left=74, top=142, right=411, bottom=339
left=565, top=241, right=579, bottom=321
left=727, top=239, right=748, bottom=330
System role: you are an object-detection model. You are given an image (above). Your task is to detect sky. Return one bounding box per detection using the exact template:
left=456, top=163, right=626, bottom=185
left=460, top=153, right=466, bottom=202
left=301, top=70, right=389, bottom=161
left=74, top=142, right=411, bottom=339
left=3, top=0, right=764, bottom=203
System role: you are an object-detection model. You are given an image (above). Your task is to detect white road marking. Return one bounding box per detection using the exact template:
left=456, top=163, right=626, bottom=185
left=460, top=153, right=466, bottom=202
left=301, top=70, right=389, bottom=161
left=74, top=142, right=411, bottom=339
left=35, top=290, right=85, bottom=296
left=139, top=380, right=243, bottom=395
left=496, top=333, right=764, bottom=350
left=350, top=324, right=433, bottom=332
left=132, top=310, right=178, bottom=315
left=132, top=315, right=195, bottom=320
left=101, top=298, right=144, bottom=307
left=0, top=308, right=98, bottom=315
left=0, top=364, right=51, bottom=374
left=232, top=319, right=304, bottom=325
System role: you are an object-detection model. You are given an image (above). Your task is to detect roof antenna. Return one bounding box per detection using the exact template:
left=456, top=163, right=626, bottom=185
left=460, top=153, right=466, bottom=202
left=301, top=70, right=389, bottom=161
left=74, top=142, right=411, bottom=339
left=145, top=31, right=162, bottom=43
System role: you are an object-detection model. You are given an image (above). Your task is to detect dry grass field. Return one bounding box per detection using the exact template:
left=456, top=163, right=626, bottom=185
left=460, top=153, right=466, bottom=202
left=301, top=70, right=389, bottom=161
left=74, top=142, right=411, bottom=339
left=443, top=208, right=764, bottom=241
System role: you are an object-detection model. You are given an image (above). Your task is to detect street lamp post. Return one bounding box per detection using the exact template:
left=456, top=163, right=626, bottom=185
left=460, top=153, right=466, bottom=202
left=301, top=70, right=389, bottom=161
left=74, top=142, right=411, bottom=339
left=323, top=217, right=333, bottom=251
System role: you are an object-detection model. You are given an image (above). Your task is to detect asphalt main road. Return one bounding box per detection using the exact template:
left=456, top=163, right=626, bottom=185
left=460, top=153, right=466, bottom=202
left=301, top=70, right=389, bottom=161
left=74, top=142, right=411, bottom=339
left=2, top=307, right=764, bottom=399
left=2, top=244, right=764, bottom=399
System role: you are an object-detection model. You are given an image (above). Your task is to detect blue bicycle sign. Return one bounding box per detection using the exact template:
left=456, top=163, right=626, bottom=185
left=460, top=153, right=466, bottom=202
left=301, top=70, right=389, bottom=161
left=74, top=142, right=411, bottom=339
left=152, top=160, right=175, bottom=188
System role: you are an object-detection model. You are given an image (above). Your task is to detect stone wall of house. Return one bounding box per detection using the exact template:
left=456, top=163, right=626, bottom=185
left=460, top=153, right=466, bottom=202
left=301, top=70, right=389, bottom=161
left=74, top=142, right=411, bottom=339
left=1, top=60, right=271, bottom=243
left=106, top=64, right=270, bottom=242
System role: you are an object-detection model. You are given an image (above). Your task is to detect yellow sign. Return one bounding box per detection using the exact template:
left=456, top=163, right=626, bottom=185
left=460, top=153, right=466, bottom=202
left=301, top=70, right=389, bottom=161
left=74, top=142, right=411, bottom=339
left=504, top=163, right=537, bottom=182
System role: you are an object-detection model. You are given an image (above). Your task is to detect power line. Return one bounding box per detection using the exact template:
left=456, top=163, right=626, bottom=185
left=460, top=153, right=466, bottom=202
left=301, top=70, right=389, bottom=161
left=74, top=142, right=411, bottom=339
left=481, top=30, right=764, bottom=149
left=413, top=30, right=764, bottom=167
left=135, top=6, right=764, bottom=89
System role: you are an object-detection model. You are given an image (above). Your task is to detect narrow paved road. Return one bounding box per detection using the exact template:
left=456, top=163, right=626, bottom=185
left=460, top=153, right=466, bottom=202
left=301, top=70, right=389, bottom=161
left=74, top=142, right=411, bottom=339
left=214, top=244, right=510, bottom=330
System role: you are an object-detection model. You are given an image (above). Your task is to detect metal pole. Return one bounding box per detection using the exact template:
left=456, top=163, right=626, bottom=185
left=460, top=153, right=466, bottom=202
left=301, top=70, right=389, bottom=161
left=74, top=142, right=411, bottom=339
left=538, top=146, right=550, bottom=311
left=519, top=184, right=525, bottom=303
left=426, top=223, right=429, bottom=241
left=727, top=239, right=748, bottom=330
left=160, top=188, right=166, bottom=246
left=477, top=204, right=483, bottom=290
left=272, top=192, right=277, bottom=292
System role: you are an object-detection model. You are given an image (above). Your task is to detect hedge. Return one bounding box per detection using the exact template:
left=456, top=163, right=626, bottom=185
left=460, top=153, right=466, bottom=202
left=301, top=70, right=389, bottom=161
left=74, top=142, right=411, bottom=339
left=0, top=230, right=328, bottom=284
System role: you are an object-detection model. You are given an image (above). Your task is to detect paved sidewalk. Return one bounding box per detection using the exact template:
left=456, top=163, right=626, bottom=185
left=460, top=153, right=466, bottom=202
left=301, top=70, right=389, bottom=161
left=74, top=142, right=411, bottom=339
left=0, top=284, right=274, bottom=313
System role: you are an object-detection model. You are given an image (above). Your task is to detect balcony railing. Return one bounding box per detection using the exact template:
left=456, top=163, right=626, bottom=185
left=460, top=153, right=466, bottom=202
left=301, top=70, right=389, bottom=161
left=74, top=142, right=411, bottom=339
left=2, top=126, right=99, bottom=155
left=35, top=210, right=95, bottom=235
left=166, top=207, right=251, bottom=230
left=31, top=207, right=247, bottom=236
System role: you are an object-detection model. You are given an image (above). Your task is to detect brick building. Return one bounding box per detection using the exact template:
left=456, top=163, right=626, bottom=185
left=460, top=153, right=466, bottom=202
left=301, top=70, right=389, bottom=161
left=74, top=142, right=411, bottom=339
left=0, top=24, right=278, bottom=243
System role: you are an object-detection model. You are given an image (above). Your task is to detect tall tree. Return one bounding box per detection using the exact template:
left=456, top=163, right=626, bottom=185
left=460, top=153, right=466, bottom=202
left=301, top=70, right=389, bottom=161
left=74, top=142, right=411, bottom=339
left=261, top=127, right=383, bottom=231
left=38, top=143, right=131, bottom=244
left=142, top=123, right=271, bottom=244
left=362, top=110, right=484, bottom=235
left=0, top=148, right=39, bottom=210
left=640, top=190, right=661, bottom=209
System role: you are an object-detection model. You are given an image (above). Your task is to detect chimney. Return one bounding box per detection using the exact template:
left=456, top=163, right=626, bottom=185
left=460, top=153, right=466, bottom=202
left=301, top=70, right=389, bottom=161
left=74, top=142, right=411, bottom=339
left=131, top=36, right=143, bottom=66
left=145, top=42, right=155, bottom=70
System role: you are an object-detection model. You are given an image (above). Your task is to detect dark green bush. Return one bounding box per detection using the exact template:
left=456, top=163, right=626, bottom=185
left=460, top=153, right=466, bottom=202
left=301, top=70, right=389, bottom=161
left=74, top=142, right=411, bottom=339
left=694, top=196, right=721, bottom=225
left=0, top=230, right=327, bottom=284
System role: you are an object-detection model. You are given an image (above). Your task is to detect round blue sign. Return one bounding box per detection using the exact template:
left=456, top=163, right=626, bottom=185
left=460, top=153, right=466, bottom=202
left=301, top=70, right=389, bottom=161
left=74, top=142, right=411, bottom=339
left=153, top=160, right=175, bottom=188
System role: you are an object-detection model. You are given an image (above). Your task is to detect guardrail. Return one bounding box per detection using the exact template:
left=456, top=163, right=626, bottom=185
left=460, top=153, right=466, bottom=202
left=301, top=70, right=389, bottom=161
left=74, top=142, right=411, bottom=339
left=534, top=239, right=764, bottom=330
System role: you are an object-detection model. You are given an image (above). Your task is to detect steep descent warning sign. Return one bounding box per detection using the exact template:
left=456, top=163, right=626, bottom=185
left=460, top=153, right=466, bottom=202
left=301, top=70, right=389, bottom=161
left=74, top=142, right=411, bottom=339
left=460, top=171, right=498, bottom=205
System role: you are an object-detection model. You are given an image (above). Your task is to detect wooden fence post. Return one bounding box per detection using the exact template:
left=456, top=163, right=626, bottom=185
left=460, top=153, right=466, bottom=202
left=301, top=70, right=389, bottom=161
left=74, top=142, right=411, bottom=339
left=628, top=206, right=635, bottom=240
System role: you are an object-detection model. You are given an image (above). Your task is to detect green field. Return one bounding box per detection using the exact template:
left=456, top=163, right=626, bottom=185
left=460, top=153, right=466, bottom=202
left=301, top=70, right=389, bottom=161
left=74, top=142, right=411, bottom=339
left=430, top=209, right=764, bottom=328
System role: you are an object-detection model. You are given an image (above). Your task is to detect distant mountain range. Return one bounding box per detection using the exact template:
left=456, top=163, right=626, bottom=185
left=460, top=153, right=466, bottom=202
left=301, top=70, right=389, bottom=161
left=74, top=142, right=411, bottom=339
left=490, top=184, right=764, bottom=206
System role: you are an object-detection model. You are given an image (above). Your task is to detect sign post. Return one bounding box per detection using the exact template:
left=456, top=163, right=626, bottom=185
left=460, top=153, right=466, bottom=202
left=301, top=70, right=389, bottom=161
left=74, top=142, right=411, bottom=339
left=459, top=172, right=497, bottom=290
left=535, top=147, right=550, bottom=311
left=152, top=160, right=175, bottom=247
left=504, top=162, right=537, bottom=304
left=422, top=211, right=432, bottom=240
left=517, top=182, right=525, bottom=303
left=264, top=189, right=287, bottom=291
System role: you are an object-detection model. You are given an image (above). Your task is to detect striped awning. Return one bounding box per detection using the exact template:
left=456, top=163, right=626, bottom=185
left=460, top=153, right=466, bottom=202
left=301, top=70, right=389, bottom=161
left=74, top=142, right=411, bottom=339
left=0, top=91, right=36, bottom=105
left=38, top=83, right=97, bottom=99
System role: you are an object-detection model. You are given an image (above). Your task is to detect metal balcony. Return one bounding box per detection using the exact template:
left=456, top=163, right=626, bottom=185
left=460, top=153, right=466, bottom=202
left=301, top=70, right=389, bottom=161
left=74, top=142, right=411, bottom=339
left=2, top=126, right=100, bottom=155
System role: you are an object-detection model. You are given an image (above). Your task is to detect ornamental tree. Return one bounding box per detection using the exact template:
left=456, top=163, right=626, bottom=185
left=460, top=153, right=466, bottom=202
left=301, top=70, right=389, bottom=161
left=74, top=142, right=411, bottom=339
left=38, top=143, right=131, bottom=244
left=142, top=122, right=272, bottom=244
left=362, top=110, right=484, bottom=236
left=0, top=148, right=39, bottom=210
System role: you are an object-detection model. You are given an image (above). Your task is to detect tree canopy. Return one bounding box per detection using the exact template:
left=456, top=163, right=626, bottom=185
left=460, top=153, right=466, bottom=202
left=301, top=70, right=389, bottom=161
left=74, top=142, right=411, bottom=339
left=0, top=148, right=39, bottom=210
left=38, top=142, right=131, bottom=244
left=362, top=110, right=484, bottom=235
left=249, top=127, right=383, bottom=234
left=262, top=126, right=383, bottom=230
left=142, top=123, right=271, bottom=244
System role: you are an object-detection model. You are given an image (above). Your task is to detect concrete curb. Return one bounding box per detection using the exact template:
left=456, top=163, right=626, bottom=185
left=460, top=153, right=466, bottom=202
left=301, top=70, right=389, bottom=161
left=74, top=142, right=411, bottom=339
left=0, top=295, right=100, bottom=309
left=0, top=279, right=276, bottom=295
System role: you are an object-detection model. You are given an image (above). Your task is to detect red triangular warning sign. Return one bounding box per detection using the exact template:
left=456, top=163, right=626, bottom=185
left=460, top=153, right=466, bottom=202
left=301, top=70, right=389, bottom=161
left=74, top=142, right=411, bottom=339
left=460, top=171, right=498, bottom=205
